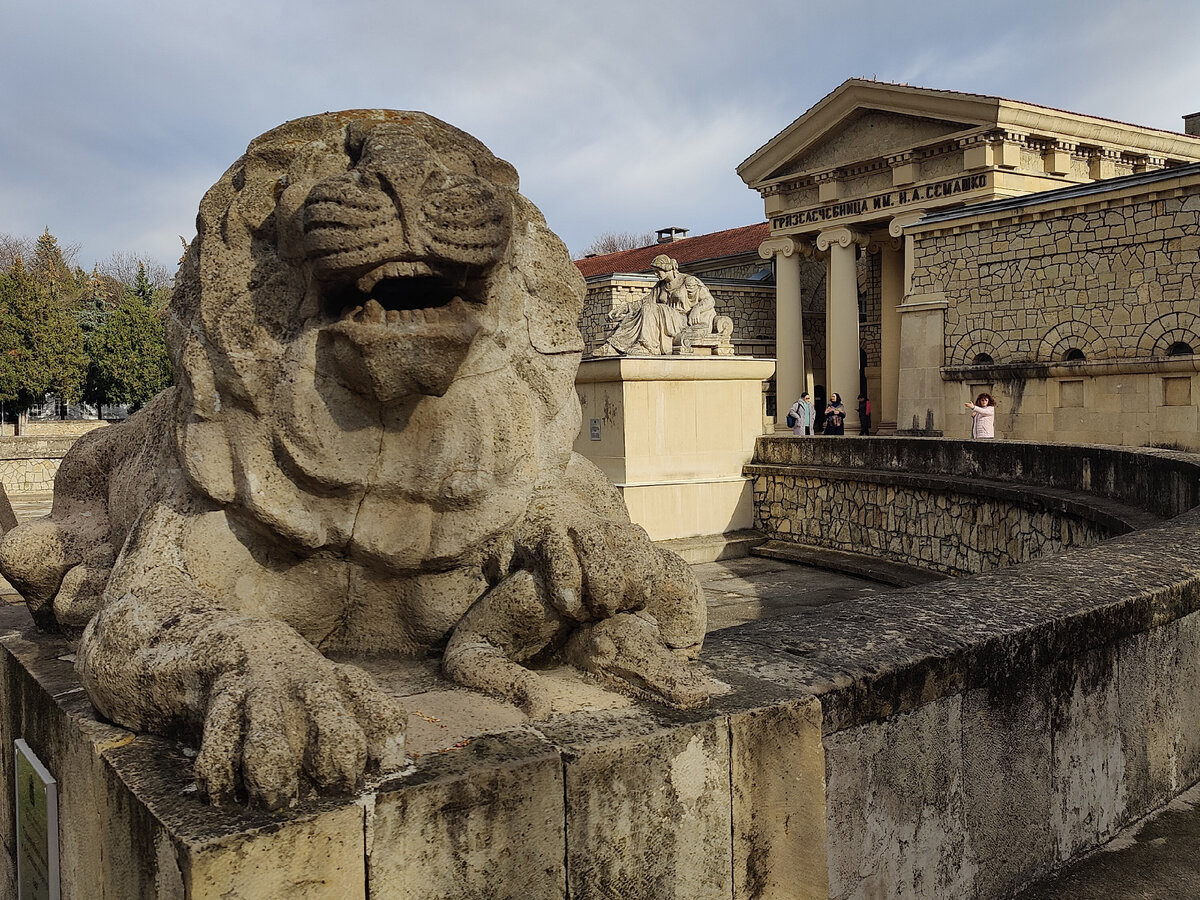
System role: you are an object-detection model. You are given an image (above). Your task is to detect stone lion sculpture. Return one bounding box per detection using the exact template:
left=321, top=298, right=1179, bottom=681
left=0, top=111, right=709, bottom=809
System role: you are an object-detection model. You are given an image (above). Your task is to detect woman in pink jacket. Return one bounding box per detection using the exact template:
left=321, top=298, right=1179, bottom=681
left=965, top=392, right=996, bottom=439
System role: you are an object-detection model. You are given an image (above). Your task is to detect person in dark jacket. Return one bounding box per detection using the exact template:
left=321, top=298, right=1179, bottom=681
left=824, top=393, right=846, bottom=435
left=856, top=394, right=872, bottom=435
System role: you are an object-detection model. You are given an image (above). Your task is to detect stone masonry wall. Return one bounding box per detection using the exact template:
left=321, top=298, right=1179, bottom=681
left=0, top=436, right=76, bottom=493
left=747, top=436, right=1200, bottom=576
left=753, top=473, right=1109, bottom=576
left=911, top=189, right=1200, bottom=367
left=906, top=174, right=1200, bottom=448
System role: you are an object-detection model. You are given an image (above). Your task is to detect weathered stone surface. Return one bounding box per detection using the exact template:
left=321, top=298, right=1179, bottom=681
left=825, top=696, right=976, bottom=900
left=731, top=697, right=828, bottom=900
left=556, top=711, right=733, bottom=900
left=368, top=731, right=566, bottom=900
left=0, top=111, right=709, bottom=808
left=961, top=671, right=1054, bottom=899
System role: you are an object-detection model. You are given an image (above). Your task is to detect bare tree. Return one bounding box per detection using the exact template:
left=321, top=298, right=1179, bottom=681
left=577, top=231, right=656, bottom=258
left=0, top=233, right=34, bottom=270
left=99, top=251, right=173, bottom=289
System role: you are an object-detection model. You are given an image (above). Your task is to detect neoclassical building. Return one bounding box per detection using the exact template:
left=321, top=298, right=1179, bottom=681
left=740, top=79, right=1200, bottom=444
left=576, top=80, right=1200, bottom=448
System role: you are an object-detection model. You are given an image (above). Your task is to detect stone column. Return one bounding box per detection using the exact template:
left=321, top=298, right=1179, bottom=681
left=759, top=236, right=806, bottom=431
left=875, top=210, right=925, bottom=434
left=876, top=238, right=903, bottom=433
left=816, top=227, right=867, bottom=409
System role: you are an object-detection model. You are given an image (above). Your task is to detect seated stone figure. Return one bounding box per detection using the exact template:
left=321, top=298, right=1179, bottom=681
left=598, top=255, right=732, bottom=356
left=0, top=111, right=710, bottom=809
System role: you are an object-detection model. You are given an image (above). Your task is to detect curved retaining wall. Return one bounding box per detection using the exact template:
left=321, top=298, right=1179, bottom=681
left=747, top=437, right=1199, bottom=575
left=737, top=436, right=1200, bottom=899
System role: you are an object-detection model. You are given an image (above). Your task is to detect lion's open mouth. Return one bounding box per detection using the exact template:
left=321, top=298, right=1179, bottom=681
left=317, top=260, right=489, bottom=402
left=319, top=260, right=486, bottom=334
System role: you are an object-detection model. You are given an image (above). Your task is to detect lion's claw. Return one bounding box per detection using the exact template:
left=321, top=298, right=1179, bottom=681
left=195, top=646, right=406, bottom=809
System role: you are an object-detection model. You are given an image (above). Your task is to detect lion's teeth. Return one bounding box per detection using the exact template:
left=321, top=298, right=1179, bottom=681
left=424, top=306, right=439, bottom=324
left=400, top=309, right=413, bottom=324
left=362, top=299, right=385, bottom=324
left=386, top=309, right=400, bottom=325
left=411, top=309, right=426, bottom=325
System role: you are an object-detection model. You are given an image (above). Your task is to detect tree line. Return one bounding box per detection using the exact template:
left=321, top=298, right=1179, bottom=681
left=0, top=229, right=173, bottom=424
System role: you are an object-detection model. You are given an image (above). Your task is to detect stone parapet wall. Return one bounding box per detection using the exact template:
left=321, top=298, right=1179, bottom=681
left=22, top=420, right=108, bottom=437
left=749, top=436, right=1200, bottom=518
left=6, top=438, right=1200, bottom=898
left=751, top=469, right=1111, bottom=575
left=0, top=436, right=78, bottom=494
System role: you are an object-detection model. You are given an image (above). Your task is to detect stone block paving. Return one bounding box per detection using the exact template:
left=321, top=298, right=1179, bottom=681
left=693, top=554, right=882, bottom=633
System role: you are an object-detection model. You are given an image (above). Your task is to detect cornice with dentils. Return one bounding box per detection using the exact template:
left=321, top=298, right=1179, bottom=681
left=739, top=78, right=1200, bottom=189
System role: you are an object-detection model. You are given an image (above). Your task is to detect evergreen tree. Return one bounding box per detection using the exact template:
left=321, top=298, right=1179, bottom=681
left=0, top=258, right=87, bottom=412
left=88, top=262, right=171, bottom=411
left=30, top=229, right=84, bottom=308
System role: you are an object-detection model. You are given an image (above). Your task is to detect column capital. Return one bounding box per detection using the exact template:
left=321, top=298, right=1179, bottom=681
left=758, top=236, right=814, bottom=260
left=815, top=226, right=868, bottom=252
left=887, top=210, right=928, bottom=238
left=866, top=236, right=903, bottom=254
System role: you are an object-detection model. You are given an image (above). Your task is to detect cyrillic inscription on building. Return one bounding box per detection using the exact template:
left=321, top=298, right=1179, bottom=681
left=772, top=173, right=989, bottom=230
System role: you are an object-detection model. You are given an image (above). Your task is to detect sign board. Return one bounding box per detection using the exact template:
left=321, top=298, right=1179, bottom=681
left=15, top=739, right=59, bottom=900
left=589, top=418, right=602, bottom=441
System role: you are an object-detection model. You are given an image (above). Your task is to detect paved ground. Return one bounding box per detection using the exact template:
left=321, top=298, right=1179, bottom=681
left=1013, top=782, right=1200, bottom=899
left=695, top=553, right=883, bottom=633
left=3, top=491, right=1199, bottom=897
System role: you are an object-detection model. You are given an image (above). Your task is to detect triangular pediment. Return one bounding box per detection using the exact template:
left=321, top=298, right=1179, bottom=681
left=770, top=109, right=979, bottom=180
left=740, top=80, right=1002, bottom=187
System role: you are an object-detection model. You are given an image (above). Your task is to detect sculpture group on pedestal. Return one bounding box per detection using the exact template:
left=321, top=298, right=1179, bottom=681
left=596, top=255, right=734, bottom=357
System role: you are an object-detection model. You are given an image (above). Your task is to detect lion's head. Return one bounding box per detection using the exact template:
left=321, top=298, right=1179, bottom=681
left=167, top=111, right=586, bottom=571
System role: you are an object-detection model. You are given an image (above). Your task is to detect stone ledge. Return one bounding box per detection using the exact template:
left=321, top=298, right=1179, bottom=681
left=744, top=463, right=1164, bottom=534
left=751, top=539, right=945, bottom=587
left=654, top=529, right=766, bottom=564
left=750, top=436, right=1200, bottom=519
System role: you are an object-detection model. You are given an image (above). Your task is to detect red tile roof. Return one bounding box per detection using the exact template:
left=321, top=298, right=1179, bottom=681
left=573, top=222, right=770, bottom=278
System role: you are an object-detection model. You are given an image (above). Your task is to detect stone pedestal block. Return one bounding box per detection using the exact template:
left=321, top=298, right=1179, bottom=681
left=574, top=356, right=775, bottom=540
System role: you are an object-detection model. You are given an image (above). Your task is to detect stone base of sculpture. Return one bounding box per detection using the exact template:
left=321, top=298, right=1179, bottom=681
left=573, top=356, right=776, bottom=541
left=0, top=601, right=827, bottom=900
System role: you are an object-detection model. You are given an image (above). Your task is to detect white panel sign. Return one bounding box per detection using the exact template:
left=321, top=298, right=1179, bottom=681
left=15, top=739, right=59, bottom=900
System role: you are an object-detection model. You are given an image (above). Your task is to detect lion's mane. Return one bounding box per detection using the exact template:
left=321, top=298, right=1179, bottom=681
left=166, top=111, right=586, bottom=571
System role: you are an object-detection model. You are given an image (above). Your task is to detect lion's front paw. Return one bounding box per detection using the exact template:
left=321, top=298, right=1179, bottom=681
left=194, top=646, right=406, bottom=809
left=563, top=612, right=712, bottom=710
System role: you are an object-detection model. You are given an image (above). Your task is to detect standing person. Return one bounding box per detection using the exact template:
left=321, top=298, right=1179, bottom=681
left=824, top=392, right=846, bottom=435
left=965, top=392, right=996, bottom=439
left=787, top=392, right=815, bottom=436
left=856, top=394, right=872, bottom=435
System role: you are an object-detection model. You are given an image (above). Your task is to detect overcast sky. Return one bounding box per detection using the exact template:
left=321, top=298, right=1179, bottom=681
left=3, top=0, right=1198, bottom=275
